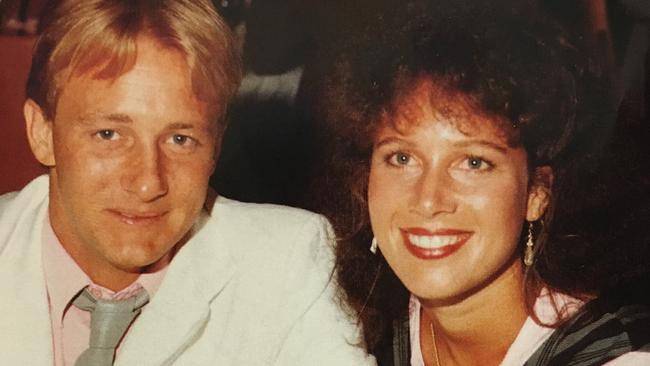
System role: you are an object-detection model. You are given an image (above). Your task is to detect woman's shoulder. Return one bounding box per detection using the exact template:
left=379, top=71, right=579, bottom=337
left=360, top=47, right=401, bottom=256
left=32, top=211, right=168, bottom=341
left=525, top=292, right=650, bottom=365
left=373, top=315, right=411, bottom=366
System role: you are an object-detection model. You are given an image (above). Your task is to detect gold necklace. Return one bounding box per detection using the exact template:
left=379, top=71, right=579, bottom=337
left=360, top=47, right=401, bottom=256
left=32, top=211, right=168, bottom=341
left=429, top=323, right=441, bottom=366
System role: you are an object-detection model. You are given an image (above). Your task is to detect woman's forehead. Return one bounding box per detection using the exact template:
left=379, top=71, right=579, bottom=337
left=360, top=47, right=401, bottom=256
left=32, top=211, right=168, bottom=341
left=380, top=78, right=519, bottom=145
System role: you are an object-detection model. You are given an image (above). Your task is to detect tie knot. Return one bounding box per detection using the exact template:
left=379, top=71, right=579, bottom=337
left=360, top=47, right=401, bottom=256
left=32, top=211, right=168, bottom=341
left=74, top=287, right=150, bottom=314
left=73, top=287, right=149, bottom=366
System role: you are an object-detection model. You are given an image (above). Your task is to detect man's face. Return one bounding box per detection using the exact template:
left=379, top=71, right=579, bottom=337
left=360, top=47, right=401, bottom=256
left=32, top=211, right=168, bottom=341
left=38, top=37, right=217, bottom=288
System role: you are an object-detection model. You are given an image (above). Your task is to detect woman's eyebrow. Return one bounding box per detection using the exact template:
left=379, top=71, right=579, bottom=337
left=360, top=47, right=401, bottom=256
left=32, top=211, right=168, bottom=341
left=374, top=136, right=414, bottom=149
left=453, top=139, right=508, bottom=153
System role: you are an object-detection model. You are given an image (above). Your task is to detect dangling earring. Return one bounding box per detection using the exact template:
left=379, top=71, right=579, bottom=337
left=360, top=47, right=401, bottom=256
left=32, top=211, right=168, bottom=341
left=370, top=237, right=378, bottom=254
left=524, top=221, right=534, bottom=266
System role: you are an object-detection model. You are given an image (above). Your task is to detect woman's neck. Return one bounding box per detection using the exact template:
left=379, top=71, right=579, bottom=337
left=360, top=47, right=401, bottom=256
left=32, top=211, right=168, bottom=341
left=419, top=259, right=529, bottom=366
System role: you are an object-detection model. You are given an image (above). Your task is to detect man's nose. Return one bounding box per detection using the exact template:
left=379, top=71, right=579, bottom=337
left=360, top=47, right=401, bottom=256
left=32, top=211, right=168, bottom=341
left=410, top=166, right=457, bottom=218
left=120, top=144, right=168, bottom=202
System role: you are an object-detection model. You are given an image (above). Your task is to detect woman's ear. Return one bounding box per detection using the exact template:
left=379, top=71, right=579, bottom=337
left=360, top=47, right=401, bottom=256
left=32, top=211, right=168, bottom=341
left=24, top=99, right=55, bottom=167
left=526, top=166, right=553, bottom=221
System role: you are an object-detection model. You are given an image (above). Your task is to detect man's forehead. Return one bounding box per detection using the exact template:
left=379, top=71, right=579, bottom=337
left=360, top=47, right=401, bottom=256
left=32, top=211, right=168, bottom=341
left=62, top=35, right=180, bottom=83
left=51, top=43, right=219, bottom=137
left=58, top=36, right=221, bottom=124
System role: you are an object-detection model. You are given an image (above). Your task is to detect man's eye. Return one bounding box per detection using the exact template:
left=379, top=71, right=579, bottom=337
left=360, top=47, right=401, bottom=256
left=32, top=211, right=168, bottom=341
left=96, top=130, right=117, bottom=140
left=172, top=134, right=195, bottom=145
left=168, top=134, right=197, bottom=148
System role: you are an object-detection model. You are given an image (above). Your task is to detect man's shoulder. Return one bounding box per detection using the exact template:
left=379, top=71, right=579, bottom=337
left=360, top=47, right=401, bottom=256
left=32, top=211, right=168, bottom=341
left=0, top=176, right=49, bottom=225
left=0, top=191, right=19, bottom=213
left=0, top=176, right=49, bottom=256
left=213, top=195, right=325, bottom=227
left=210, top=195, right=331, bottom=249
left=143, top=196, right=370, bottom=366
left=0, top=175, right=49, bottom=216
left=205, top=196, right=335, bottom=280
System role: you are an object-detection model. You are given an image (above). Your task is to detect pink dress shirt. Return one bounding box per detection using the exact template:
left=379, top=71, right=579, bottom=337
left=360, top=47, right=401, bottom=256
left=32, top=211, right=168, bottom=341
left=42, top=215, right=167, bottom=366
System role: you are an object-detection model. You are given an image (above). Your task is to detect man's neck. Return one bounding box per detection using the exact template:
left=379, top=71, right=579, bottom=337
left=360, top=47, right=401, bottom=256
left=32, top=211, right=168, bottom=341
left=48, top=206, right=176, bottom=292
left=74, top=249, right=173, bottom=292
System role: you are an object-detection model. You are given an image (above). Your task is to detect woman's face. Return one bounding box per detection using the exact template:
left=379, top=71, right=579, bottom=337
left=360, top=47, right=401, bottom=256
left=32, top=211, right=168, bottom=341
left=367, top=85, right=550, bottom=304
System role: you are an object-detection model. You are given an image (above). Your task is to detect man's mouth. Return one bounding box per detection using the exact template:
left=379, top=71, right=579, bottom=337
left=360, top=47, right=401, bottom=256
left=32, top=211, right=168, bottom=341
left=107, top=209, right=168, bottom=225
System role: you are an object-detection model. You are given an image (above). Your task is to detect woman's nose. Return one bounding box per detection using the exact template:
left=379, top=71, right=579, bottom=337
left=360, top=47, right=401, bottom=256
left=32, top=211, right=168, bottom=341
left=410, top=166, right=457, bottom=218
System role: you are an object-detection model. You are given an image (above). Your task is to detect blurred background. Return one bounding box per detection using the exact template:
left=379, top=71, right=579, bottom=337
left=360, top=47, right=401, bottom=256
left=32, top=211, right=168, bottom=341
left=1, top=0, right=648, bottom=206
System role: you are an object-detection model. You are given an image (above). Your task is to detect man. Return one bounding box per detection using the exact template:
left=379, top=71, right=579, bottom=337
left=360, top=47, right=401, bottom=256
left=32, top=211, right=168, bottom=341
left=0, top=1, right=374, bottom=365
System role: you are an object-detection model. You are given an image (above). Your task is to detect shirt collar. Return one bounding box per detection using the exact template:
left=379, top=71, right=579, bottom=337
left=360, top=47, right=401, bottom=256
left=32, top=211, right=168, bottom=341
left=42, top=212, right=168, bottom=317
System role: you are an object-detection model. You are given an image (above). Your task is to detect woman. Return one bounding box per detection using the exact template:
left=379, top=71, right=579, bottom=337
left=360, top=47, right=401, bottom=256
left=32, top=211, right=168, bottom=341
left=311, top=1, right=650, bottom=365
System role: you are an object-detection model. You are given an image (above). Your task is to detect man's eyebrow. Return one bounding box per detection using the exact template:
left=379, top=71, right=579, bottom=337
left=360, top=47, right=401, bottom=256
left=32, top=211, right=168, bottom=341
left=166, top=122, right=196, bottom=130
left=76, top=112, right=133, bottom=125
left=75, top=114, right=202, bottom=131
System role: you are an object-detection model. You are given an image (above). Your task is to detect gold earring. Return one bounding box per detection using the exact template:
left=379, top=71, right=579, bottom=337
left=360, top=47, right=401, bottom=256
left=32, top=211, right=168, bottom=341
left=370, top=237, right=378, bottom=254
left=524, top=221, right=534, bottom=266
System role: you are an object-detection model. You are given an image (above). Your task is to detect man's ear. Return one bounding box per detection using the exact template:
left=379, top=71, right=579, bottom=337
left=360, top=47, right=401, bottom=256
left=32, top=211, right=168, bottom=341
left=526, top=166, right=553, bottom=221
left=24, top=99, right=55, bottom=167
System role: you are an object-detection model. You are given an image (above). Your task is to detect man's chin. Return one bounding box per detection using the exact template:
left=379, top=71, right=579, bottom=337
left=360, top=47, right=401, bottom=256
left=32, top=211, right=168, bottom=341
left=102, top=240, right=174, bottom=271
left=108, top=257, right=167, bottom=274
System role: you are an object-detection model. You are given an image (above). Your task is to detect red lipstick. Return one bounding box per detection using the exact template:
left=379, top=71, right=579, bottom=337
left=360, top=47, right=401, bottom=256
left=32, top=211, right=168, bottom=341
left=400, top=228, right=472, bottom=260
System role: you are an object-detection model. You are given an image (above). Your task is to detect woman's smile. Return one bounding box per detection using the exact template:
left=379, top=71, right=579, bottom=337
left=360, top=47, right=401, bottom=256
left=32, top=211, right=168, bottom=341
left=400, top=228, right=472, bottom=260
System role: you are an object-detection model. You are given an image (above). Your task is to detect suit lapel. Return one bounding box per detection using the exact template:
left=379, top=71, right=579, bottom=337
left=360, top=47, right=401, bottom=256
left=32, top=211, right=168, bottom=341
left=0, top=196, right=54, bottom=364
left=116, top=210, right=237, bottom=365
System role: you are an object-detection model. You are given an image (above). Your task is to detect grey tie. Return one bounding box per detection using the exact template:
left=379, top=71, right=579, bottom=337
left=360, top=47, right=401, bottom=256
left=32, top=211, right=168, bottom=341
left=73, top=287, right=149, bottom=366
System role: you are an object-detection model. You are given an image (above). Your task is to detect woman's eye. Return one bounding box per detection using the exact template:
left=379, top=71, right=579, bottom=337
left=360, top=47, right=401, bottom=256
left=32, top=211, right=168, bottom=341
left=463, top=156, right=492, bottom=171
left=173, top=135, right=189, bottom=145
left=96, top=130, right=118, bottom=140
left=387, top=152, right=413, bottom=166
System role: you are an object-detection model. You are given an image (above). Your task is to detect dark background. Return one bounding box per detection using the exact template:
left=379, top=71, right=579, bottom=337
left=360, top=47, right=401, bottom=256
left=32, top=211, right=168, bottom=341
left=1, top=0, right=648, bottom=206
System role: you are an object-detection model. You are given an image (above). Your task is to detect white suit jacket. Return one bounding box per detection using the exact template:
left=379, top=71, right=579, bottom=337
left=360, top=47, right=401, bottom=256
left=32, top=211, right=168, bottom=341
left=0, top=176, right=375, bottom=365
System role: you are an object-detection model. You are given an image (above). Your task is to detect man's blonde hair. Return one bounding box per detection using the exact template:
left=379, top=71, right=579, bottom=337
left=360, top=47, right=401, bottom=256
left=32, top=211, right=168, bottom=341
left=27, top=0, right=241, bottom=129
